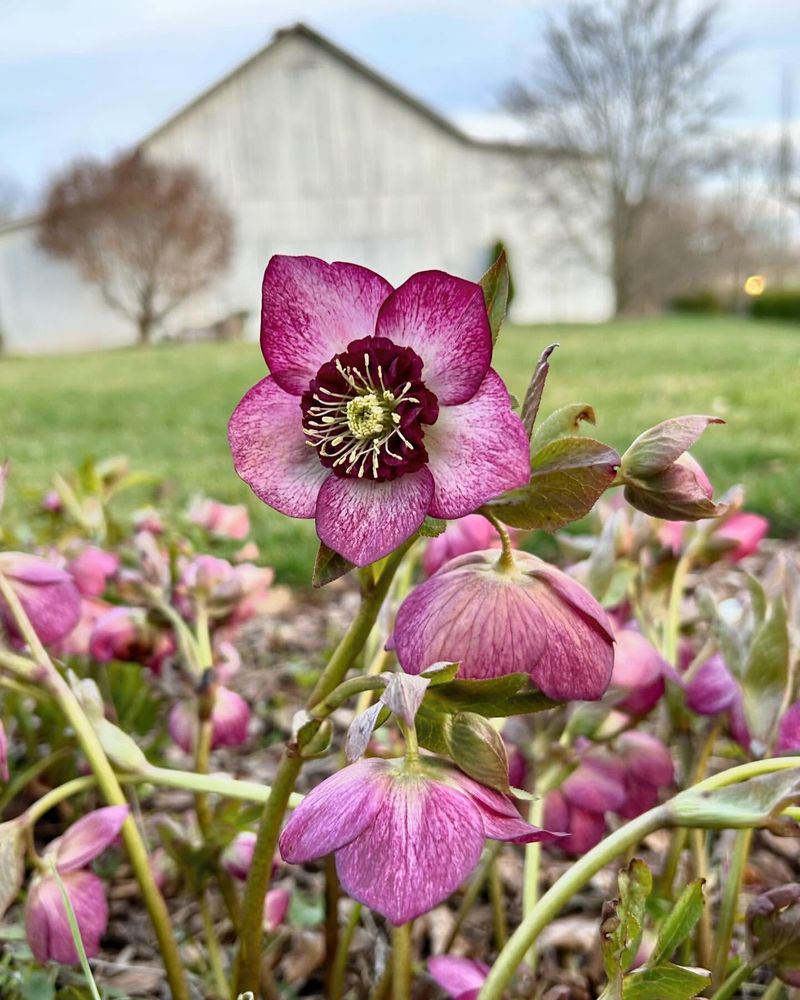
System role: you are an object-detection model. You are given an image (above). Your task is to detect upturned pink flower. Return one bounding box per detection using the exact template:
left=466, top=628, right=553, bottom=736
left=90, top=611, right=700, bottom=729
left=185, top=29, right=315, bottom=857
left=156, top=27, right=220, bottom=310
left=391, top=550, right=615, bottom=701
left=279, top=757, right=556, bottom=925
left=714, top=512, right=769, bottom=562
left=0, top=552, right=81, bottom=645
left=229, top=256, right=530, bottom=566
left=67, top=546, right=120, bottom=598
left=25, top=805, right=128, bottom=965
left=0, top=719, right=8, bottom=782
left=422, top=515, right=501, bottom=577
left=189, top=497, right=251, bottom=540
left=610, top=625, right=673, bottom=715
left=174, top=555, right=241, bottom=619
left=428, top=955, right=490, bottom=999
left=168, top=686, right=250, bottom=753
left=777, top=703, right=800, bottom=753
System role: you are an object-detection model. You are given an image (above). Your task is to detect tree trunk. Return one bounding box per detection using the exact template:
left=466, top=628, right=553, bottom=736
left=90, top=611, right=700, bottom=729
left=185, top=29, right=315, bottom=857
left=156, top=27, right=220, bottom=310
left=136, top=314, right=154, bottom=346
left=611, top=193, right=638, bottom=317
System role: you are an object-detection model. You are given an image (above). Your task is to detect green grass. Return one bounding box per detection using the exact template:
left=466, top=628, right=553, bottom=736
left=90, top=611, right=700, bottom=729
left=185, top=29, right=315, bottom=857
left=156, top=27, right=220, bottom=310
left=0, top=315, right=797, bottom=586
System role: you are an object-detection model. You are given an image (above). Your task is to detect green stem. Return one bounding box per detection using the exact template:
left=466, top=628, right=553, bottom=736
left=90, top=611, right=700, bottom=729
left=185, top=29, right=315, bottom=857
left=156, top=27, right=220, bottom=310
left=50, top=862, right=103, bottom=1000
left=312, top=674, right=389, bottom=717
left=663, top=550, right=692, bottom=664
left=690, top=829, right=712, bottom=969
left=712, top=828, right=753, bottom=986
left=488, top=854, right=508, bottom=949
left=199, top=893, right=229, bottom=998
left=760, top=978, right=787, bottom=1000
left=233, top=542, right=412, bottom=996
left=522, top=796, right=544, bottom=970
left=0, top=572, right=191, bottom=1000
left=392, top=922, right=412, bottom=1000
left=329, top=903, right=362, bottom=1000
left=709, top=959, right=757, bottom=1000
left=482, top=511, right=515, bottom=570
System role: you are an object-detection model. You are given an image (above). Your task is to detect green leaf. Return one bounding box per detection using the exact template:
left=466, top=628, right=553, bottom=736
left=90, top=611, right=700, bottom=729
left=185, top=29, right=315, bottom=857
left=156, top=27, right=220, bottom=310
left=479, top=250, right=510, bottom=344
left=742, top=596, right=790, bottom=745
left=668, top=769, right=800, bottom=833
left=446, top=712, right=511, bottom=793
left=649, top=880, right=705, bottom=966
left=621, top=965, right=710, bottom=999
left=21, top=972, right=56, bottom=1000
left=531, top=403, right=596, bottom=453
left=601, top=859, right=653, bottom=986
left=520, top=343, right=558, bottom=438
left=421, top=661, right=461, bottom=685
left=415, top=702, right=452, bottom=756
left=418, top=516, right=447, bottom=538
left=486, top=437, right=620, bottom=532
left=312, top=542, right=355, bottom=588
left=0, top=819, right=25, bottom=919
left=620, top=416, right=724, bottom=479
left=424, top=673, right=558, bottom=717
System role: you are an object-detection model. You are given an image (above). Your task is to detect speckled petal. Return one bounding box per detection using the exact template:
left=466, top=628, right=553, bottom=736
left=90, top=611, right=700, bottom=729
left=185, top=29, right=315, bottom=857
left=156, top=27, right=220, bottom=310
left=25, top=872, right=108, bottom=965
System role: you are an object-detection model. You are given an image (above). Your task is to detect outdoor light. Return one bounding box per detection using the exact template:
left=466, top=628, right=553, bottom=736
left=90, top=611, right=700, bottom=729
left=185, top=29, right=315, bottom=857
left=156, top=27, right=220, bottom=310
left=744, top=274, right=766, bottom=296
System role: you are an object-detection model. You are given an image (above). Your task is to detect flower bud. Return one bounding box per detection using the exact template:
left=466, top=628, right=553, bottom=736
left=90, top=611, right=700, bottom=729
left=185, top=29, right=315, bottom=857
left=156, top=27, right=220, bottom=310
left=747, top=884, right=800, bottom=986
left=25, top=871, right=109, bottom=965
left=264, top=888, right=291, bottom=932
left=168, top=685, right=250, bottom=753
left=610, top=625, right=671, bottom=715
left=67, top=546, right=120, bottom=598
left=392, top=550, right=614, bottom=701
left=189, top=497, right=251, bottom=540
left=713, top=512, right=769, bottom=562
left=221, top=832, right=256, bottom=880
left=0, top=552, right=81, bottom=645
left=422, top=515, right=501, bottom=577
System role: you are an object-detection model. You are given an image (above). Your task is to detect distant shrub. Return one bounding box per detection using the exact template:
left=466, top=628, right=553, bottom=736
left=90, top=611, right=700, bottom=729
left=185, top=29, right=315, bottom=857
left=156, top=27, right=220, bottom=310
left=669, top=289, right=722, bottom=314
left=750, top=289, right=800, bottom=322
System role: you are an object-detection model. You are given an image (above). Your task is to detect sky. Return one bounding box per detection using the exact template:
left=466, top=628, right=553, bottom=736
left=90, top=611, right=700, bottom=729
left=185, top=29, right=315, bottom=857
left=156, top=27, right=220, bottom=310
left=2, top=0, right=799, bottom=210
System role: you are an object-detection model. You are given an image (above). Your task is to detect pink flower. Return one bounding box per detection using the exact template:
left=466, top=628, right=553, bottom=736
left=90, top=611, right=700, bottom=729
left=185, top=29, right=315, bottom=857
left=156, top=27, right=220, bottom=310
left=56, top=597, right=111, bottom=658
left=615, top=732, right=674, bottom=819
left=174, top=555, right=241, bottom=618
left=610, top=625, right=673, bottom=716
left=189, top=497, right=251, bottom=540
left=221, top=832, right=257, bottom=880
left=42, top=490, right=62, bottom=513
left=229, top=256, right=530, bottom=566
left=0, top=552, right=81, bottom=645
left=422, top=515, right=501, bottom=576
left=89, top=606, right=173, bottom=672
left=67, top=546, right=120, bottom=598
left=777, top=703, right=800, bottom=753
left=714, top=512, right=769, bottom=562
left=0, top=719, right=8, bottom=782
left=543, top=789, right=608, bottom=856
left=684, top=654, right=751, bottom=751
left=168, top=686, right=250, bottom=753
left=264, top=888, right=291, bottom=931
left=428, top=955, right=490, bottom=999
left=391, top=550, right=615, bottom=701
left=279, top=757, right=556, bottom=925
left=133, top=507, right=165, bottom=534
left=25, top=805, right=128, bottom=965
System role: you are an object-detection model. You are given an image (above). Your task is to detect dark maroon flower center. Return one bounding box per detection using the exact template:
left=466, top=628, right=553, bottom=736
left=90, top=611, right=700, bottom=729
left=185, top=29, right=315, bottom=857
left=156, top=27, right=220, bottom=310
left=301, top=336, right=439, bottom=482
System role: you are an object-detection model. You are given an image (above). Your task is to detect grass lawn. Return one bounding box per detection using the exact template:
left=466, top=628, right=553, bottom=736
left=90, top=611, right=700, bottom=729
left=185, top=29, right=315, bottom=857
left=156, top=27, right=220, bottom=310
left=1, top=315, right=797, bottom=586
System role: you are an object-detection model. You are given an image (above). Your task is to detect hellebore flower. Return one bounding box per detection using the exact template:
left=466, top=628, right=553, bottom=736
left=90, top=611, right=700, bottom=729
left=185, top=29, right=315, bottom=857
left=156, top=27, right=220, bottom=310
left=25, top=805, right=128, bottom=965
left=543, top=788, right=609, bottom=856
left=714, top=512, right=769, bottom=562
left=615, top=731, right=674, bottom=819
left=279, top=757, right=556, bottom=925
left=610, top=625, right=673, bottom=716
left=229, top=255, right=530, bottom=566
left=188, top=497, right=251, bottom=540
left=0, top=552, right=81, bottom=645
left=57, top=597, right=111, bottom=658
left=684, top=653, right=751, bottom=750
left=174, top=555, right=241, bottom=619
left=221, top=833, right=289, bottom=930
left=428, top=955, right=490, bottom=999
left=0, top=719, right=8, bottom=782
left=168, top=686, right=250, bottom=753
left=747, top=884, right=800, bottom=987
left=392, top=550, right=615, bottom=701
left=89, top=606, right=173, bottom=672
left=777, top=703, right=800, bottom=753
left=67, top=546, right=120, bottom=598
left=422, top=514, right=501, bottom=577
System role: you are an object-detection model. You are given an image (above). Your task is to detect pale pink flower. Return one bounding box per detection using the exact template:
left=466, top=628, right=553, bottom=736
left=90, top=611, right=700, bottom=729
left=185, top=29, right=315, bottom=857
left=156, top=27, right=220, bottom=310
left=0, top=552, right=81, bottom=645
left=67, top=546, right=120, bottom=598
left=422, top=515, right=501, bottom=577
left=189, top=497, right=251, bottom=540
left=168, top=686, right=250, bottom=753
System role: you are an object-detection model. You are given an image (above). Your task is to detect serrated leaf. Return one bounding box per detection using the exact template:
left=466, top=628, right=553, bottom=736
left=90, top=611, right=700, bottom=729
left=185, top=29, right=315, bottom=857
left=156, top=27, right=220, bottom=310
left=601, top=859, right=653, bottom=985
left=621, top=416, right=724, bottom=479
left=668, top=769, right=800, bottom=833
left=446, top=712, right=511, bottom=793
left=520, top=343, right=558, bottom=438
left=479, top=250, right=510, bottom=344
left=531, top=403, right=596, bottom=452
left=312, top=542, right=355, bottom=588
left=418, top=516, right=447, bottom=539
left=649, top=880, right=705, bottom=966
left=486, top=437, right=619, bottom=532
left=425, top=673, right=558, bottom=717
left=621, top=964, right=710, bottom=999
left=742, top=596, right=790, bottom=745
left=0, top=819, right=26, bottom=918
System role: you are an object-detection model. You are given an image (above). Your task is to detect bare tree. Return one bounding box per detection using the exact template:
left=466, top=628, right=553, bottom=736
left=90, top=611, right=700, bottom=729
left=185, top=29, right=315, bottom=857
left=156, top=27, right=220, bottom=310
left=38, top=153, right=233, bottom=344
left=507, top=0, right=726, bottom=315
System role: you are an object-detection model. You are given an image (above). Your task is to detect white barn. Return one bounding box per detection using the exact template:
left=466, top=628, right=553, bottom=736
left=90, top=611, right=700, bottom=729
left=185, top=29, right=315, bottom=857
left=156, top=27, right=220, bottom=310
left=0, top=23, right=612, bottom=355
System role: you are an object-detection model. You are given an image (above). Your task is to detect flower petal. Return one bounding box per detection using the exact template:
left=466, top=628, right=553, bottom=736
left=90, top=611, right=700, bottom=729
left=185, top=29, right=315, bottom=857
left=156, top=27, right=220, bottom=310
left=0, top=552, right=81, bottom=646
left=448, top=770, right=559, bottom=844
left=262, top=255, right=393, bottom=395
left=425, top=370, right=530, bottom=518
left=335, top=775, right=484, bottom=925
left=279, top=758, right=389, bottom=864
left=229, top=376, right=328, bottom=518
left=51, top=805, right=129, bottom=873
left=428, top=956, right=490, bottom=998
left=375, top=270, right=492, bottom=405
left=25, top=872, right=108, bottom=965
left=316, top=467, right=434, bottom=566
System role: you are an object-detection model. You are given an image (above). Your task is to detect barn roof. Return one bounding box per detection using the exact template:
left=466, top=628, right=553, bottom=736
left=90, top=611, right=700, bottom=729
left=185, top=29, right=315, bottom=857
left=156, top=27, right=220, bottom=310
left=137, top=21, right=539, bottom=156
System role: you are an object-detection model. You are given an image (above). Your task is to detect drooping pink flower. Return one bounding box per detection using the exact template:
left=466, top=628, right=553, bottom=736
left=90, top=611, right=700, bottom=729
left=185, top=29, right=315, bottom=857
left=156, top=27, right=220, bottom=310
left=89, top=606, right=173, bottom=672
left=657, top=453, right=713, bottom=554
left=25, top=805, right=128, bottom=965
left=227, top=563, right=276, bottom=624
left=67, top=546, right=120, bottom=598
left=189, top=497, right=251, bottom=540
left=168, top=686, right=250, bottom=754
left=229, top=256, right=530, bottom=566
left=610, top=625, right=673, bottom=716
left=221, top=832, right=257, bottom=880
left=777, top=703, right=800, bottom=753
left=714, top=512, right=769, bottom=562
left=543, top=789, right=608, bottom=856
left=422, top=515, right=501, bottom=577
left=615, top=732, right=674, bottom=819
left=684, top=653, right=750, bottom=751
left=428, top=955, right=490, bottom=999
left=0, top=719, right=8, bottom=782
left=279, top=757, right=557, bottom=925
left=0, top=552, right=81, bottom=645
left=391, top=550, right=615, bottom=701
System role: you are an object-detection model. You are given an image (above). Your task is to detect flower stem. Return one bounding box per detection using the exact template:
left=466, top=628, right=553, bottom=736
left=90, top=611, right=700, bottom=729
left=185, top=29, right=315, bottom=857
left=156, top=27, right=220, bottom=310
left=392, top=922, right=412, bottom=1000
left=663, top=550, right=692, bottom=664
left=711, top=827, right=753, bottom=987
left=199, top=892, right=229, bottom=998
left=0, top=571, right=190, bottom=1000
left=709, top=959, right=757, bottom=1000
left=329, top=902, right=362, bottom=1000
left=690, top=829, right=713, bottom=969
left=482, top=511, right=515, bottom=570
